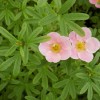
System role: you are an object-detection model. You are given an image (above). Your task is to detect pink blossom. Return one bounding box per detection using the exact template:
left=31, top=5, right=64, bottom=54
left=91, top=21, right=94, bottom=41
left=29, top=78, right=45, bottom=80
left=89, top=0, right=100, bottom=8
left=39, top=32, right=71, bottom=63
left=69, top=27, right=100, bottom=62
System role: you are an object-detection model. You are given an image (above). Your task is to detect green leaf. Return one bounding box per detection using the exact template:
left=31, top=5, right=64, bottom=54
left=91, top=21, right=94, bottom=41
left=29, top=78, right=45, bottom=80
left=0, top=82, right=8, bottom=91
left=20, top=46, right=24, bottom=60
left=87, top=84, right=93, bottom=100
left=59, top=0, right=76, bottom=14
left=42, top=75, right=48, bottom=89
left=59, top=16, right=68, bottom=35
left=5, top=45, right=17, bottom=57
left=53, top=79, right=67, bottom=88
left=25, top=96, right=38, bottom=100
left=0, top=11, right=5, bottom=20
left=63, top=13, right=89, bottom=20
left=32, top=36, right=51, bottom=43
left=76, top=73, right=88, bottom=79
left=54, top=0, right=61, bottom=11
left=5, top=11, right=10, bottom=25
left=39, top=14, right=57, bottom=25
left=33, top=71, right=42, bottom=84
left=90, top=52, right=100, bottom=66
left=46, top=69, right=58, bottom=81
left=14, top=12, right=22, bottom=20
left=92, top=82, right=100, bottom=95
left=65, top=20, right=85, bottom=36
left=23, top=45, right=29, bottom=65
left=22, top=0, right=28, bottom=9
left=8, top=10, right=15, bottom=20
left=28, top=27, right=43, bottom=42
left=37, top=0, right=47, bottom=6
left=60, top=81, right=69, bottom=100
left=80, top=82, right=89, bottom=94
left=0, top=27, right=17, bottom=43
left=25, top=7, right=35, bottom=17
left=69, top=80, right=76, bottom=99
left=13, top=54, right=21, bottom=77
left=29, top=54, right=41, bottom=65
left=0, top=57, right=15, bottom=71
left=18, top=22, right=27, bottom=40
left=46, top=92, right=55, bottom=100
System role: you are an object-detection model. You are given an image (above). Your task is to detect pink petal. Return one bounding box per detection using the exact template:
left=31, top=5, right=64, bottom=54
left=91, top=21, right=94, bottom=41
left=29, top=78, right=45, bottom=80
left=78, top=51, right=93, bottom=62
left=60, top=36, right=71, bottom=50
left=69, top=31, right=77, bottom=44
left=45, top=51, right=61, bottom=63
left=60, top=49, right=71, bottom=60
left=70, top=48, right=79, bottom=59
left=89, top=0, right=96, bottom=4
left=95, top=4, right=100, bottom=8
left=48, top=32, right=61, bottom=42
left=39, top=43, right=50, bottom=56
left=86, top=37, right=100, bottom=53
left=82, top=27, right=92, bottom=40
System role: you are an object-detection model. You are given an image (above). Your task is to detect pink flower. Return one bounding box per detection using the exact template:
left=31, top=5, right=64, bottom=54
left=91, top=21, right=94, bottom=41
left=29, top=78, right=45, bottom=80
left=89, top=0, right=100, bottom=8
left=69, top=27, right=100, bottom=62
left=39, top=32, right=71, bottom=63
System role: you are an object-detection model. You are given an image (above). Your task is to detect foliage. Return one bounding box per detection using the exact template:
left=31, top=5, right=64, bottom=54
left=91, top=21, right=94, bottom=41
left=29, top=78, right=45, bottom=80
left=0, top=0, right=100, bottom=100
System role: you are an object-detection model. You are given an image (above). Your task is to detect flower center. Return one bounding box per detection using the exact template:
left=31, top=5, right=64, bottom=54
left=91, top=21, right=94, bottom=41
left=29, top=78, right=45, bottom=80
left=51, top=43, right=61, bottom=53
left=76, top=41, right=86, bottom=52
left=97, top=0, right=100, bottom=4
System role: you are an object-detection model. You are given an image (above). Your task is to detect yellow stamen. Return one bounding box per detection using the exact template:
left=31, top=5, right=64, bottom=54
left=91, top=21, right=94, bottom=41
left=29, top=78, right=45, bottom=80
left=76, top=41, right=86, bottom=52
left=51, top=43, right=61, bottom=53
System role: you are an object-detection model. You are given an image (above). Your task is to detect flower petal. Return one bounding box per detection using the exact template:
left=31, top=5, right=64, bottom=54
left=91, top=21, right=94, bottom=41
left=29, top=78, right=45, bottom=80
left=82, top=27, right=92, bottom=40
left=45, top=51, right=61, bottom=63
left=89, top=0, right=96, bottom=4
left=60, top=49, right=71, bottom=60
left=86, top=37, right=100, bottom=53
left=69, top=31, right=77, bottom=44
left=48, top=32, right=61, bottom=42
left=95, top=4, right=100, bottom=8
left=78, top=51, right=93, bottom=62
left=39, top=43, right=50, bottom=56
left=70, top=48, right=79, bottom=59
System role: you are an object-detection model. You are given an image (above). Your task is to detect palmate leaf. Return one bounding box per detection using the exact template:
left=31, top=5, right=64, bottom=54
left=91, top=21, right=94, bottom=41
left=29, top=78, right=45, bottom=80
left=0, top=27, right=17, bottom=43
left=59, top=0, right=76, bottom=14
left=63, top=13, right=89, bottom=20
